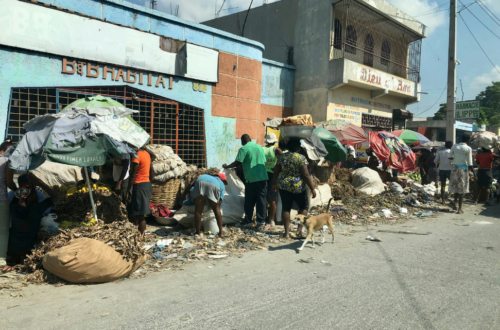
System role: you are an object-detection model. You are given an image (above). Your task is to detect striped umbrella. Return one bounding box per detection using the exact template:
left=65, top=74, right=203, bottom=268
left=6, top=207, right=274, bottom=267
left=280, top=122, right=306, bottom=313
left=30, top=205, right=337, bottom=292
left=391, top=130, right=431, bottom=146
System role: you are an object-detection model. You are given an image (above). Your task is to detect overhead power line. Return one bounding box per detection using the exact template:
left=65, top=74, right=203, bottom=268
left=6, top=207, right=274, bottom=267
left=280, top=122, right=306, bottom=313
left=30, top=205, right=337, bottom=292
left=476, top=0, right=500, bottom=25
left=458, top=0, right=500, bottom=40
left=415, top=83, right=448, bottom=117
left=458, top=12, right=500, bottom=76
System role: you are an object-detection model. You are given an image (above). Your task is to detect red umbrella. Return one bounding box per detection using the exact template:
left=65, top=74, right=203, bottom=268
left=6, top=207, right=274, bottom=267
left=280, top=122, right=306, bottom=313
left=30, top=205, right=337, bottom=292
left=319, top=121, right=368, bottom=145
left=369, top=131, right=418, bottom=172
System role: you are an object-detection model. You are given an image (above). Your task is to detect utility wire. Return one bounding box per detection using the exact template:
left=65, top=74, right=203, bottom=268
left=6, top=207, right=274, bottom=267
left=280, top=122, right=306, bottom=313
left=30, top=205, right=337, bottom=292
left=459, top=0, right=500, bottom=40
left=414, top=1, right=449, bottom=17
left=458, top=13, right=500, bottom=76
left=424, top=39, right=443, bottom=62
left=415, top=83, right=448, bottom=117
left=476, top=0, right=500, bottom=25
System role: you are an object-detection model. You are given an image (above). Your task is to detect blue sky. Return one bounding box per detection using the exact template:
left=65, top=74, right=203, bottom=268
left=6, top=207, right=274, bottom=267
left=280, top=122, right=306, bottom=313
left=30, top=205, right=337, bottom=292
left=128, top=0, right=500, bottom=118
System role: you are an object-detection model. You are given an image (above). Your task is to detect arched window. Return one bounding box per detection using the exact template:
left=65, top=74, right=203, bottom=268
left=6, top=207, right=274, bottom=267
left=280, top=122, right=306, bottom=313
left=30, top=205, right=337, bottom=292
left=333, top=19, right=342, bottom=50
left=345, top=25, right=357, bottom=54
left=363, top=34, right=374, bottom=67
left=381, top=41, right=391, bottom=66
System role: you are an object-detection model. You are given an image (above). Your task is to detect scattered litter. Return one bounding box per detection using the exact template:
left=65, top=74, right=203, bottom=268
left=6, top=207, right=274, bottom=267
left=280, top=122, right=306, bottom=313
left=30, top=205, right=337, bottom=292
left=414, top=212, right=433, bottom=217
left=217, top=241, right=226, bottom=246
left=209, top=255, right=228, bottom=259
left=165, top=253, right=178, bottom=259
left=183, top=243, right=193, bottom=248
left=157, top=239, right=173, bottom=246
left=366, top=236, right=382, bottom=242
left=378, top=230, right=431, bottom=235
left=399, top=207, right=408, bottom=214
left=352, top=215, right=358, bottom=220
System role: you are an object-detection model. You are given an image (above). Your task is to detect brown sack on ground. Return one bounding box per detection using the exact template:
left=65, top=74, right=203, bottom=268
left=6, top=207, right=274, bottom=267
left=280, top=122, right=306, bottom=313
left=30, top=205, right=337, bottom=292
left=42, top=238, right=146, bottom=283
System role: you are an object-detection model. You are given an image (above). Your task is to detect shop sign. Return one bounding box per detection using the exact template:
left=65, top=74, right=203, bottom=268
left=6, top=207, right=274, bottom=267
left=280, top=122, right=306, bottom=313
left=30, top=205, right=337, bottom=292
left=62, top=58, right=171, bottom=89
left=332, top=108, right=361, bottom=126
left=455, top=100, right=480, bottom=119
left=193, top=82, right=208, bottom=92
left=356, top=65, right=415, bottom=97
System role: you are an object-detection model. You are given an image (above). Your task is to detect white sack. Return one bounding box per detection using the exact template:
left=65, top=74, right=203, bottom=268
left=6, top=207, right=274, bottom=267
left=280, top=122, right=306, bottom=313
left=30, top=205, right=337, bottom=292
left=153, top=162, right=170, bottom=175
left=351, top=167, right=385, bottom=196
left=30, top=161, right=99, bottom=187
left=471, top=134, right=498, bottom=150
left=389, top=182, right=404, bottom=195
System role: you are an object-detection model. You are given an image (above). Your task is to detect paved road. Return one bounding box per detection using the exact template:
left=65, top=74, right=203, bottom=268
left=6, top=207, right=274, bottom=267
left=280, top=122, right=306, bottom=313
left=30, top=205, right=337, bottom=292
left=2, top=202, right=500, bottom=330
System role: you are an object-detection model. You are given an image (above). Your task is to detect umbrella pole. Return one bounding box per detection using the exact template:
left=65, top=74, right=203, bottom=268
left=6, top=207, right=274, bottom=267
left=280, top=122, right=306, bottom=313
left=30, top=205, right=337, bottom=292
left=84, top=166, right=98, bottom=222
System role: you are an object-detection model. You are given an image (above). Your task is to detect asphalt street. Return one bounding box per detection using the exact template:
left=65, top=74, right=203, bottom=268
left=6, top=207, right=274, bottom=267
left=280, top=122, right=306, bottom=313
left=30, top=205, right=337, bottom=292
left=1, top=202, right=500, bottom=330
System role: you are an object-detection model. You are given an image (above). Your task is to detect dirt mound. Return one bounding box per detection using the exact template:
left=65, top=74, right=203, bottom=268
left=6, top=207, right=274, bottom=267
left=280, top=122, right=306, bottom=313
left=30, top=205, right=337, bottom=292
left=335, top=168, right=353, bottom=182
left=55, top=191, right=127, bottom=224
left=23, top=221, right=145, bottom=285
left=331, top=181, right=359, bottom=200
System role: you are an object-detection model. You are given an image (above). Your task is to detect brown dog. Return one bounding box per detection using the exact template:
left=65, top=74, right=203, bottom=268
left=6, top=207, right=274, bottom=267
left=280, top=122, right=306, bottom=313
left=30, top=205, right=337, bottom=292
left=296, top=199, right=335, bottom=251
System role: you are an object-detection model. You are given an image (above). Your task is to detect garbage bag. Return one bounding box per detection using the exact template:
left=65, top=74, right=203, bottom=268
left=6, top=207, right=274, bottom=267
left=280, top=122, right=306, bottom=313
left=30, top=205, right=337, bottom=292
left=351, top=167, right=385, bottom=196
left=42, top=238, right=146, bottom=283
left=389, top=182, right=404, bottom=195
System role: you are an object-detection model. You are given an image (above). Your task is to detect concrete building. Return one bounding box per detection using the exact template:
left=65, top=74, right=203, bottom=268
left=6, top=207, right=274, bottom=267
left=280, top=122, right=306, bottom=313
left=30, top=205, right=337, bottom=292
left=406, top=117, right=479, bottom=143
left=204, top=0, right=427, bottom=130
left=0, top=0, right=295, bottom=169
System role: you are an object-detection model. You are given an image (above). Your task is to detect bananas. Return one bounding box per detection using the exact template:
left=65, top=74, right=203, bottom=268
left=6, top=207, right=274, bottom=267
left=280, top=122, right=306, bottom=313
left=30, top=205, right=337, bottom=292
left=57, top=182, right=112, bottom=197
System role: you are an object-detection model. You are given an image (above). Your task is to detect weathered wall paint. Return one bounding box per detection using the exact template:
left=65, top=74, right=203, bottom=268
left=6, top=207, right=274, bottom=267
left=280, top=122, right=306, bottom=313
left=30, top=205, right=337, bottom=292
left=32, top=0, right=265, bottom=61
left=261, top=60, right=295, bottom=108
left=0, top=47, right=234, bottom=169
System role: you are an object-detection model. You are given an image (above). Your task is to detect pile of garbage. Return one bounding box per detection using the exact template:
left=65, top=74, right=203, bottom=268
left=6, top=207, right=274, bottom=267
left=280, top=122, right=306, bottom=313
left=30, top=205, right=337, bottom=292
left=135, top=225, right=287, bottom=276
left=146, top=144, right=197, bottom=182
left=23, top=221, right=145, bottom=285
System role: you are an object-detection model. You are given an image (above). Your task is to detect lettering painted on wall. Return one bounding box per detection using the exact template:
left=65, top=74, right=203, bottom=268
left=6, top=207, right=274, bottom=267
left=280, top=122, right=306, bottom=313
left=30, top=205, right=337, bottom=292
left=193, top=82, right=207, bottom=92
left=332, top=108, right=361, bottom=126
left=356, top=65, right=415, bottom=97
left=351, top=97, right=392, bottom=110
left=62, top=58, right=171, bottom=89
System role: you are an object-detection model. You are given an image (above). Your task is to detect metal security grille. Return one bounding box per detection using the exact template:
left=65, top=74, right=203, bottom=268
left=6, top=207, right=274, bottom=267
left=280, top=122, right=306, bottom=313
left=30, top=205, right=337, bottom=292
left=6, top=86, right=206, bottom=167
left=331, top=0, right=422, bottom=83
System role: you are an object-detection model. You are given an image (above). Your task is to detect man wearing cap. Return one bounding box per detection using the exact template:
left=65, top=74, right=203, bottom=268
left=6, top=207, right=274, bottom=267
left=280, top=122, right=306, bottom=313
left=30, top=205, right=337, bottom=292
left=223, top=134, right=268, bottom=227
left=187, top=173, right=228, bottom=238
left=264, top=133, right=283, bottom=225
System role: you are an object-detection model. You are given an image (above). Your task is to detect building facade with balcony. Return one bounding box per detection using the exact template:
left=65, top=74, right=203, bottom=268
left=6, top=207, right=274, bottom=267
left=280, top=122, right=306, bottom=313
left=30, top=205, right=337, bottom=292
left=204, top=0, right=427, bottom=130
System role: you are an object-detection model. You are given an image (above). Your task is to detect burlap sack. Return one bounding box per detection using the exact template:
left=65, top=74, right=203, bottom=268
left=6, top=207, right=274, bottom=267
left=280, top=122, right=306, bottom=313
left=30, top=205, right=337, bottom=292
left=42, top=238, right=145, bottom=283
left=278, top=114, right=316, bottom=127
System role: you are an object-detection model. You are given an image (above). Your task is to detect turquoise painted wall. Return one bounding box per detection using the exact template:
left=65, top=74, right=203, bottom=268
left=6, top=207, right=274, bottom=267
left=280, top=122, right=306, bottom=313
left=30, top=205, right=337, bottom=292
left=0, top=47, right=238, bottom=169
left=261, top=60, right=295, bottom=108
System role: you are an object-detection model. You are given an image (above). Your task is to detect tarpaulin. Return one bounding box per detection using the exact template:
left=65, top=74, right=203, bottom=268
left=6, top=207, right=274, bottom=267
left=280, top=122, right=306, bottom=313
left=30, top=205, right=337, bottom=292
left=316, top=121, right=368, bottom=146
left=369, top=131, right=417, bottom=173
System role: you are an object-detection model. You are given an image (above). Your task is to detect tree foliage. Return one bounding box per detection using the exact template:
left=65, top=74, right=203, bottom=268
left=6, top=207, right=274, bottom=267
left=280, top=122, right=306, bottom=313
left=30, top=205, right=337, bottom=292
left=431, top=82, right=500, bottom=126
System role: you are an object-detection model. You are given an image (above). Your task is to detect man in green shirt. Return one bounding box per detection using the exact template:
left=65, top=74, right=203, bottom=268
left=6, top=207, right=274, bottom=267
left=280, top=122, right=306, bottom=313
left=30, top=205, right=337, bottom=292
left=223, top=134, right=268, bottom=226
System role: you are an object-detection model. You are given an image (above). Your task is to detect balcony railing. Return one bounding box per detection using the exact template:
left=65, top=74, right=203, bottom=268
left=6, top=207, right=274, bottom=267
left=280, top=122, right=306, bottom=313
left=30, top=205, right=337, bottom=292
left=330, top=0, right=422, bottom=84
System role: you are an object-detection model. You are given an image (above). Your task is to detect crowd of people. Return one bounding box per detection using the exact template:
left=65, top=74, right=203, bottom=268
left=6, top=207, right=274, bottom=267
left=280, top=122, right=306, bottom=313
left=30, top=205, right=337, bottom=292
left=1, top=131, right=498, bottom=271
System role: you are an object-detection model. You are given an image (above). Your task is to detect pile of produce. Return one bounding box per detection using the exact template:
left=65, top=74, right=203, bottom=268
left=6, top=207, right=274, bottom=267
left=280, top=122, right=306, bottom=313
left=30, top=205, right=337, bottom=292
left=409, top=172, right=421, bottom=181
left=146, top=144, right=197, bottom=182
left=58, top=182, right=112, bottom=196
left=24, top=221, right=145, bottom=285
left=55, top=190, right=127, bottom=225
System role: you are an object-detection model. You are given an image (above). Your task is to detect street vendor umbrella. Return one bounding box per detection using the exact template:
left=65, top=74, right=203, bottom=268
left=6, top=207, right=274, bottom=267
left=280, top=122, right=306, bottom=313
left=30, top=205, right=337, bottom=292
left=7, top=96, right=150, bottom=222
left=411, top=141, right=445, bottom=151
left=313, top=128, right=347, bottom=163
left=318, top=121, right=368, bottom=146
left=369, top=131, right=417, bottom=172
left=391, top=129, right=431, bottom=146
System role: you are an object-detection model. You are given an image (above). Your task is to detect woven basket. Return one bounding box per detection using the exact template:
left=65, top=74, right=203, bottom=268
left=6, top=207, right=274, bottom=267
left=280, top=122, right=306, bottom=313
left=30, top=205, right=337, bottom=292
left=151, top=178, right=184, bottom=209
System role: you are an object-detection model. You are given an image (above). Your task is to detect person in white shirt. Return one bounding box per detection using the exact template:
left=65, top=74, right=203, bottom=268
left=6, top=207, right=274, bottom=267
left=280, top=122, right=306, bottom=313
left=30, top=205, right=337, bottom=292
left=434, top=141, right=453, bottom=204
left=113, top=154, right=130, bottom=202
left=448, top=135, right=473, bottom=214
